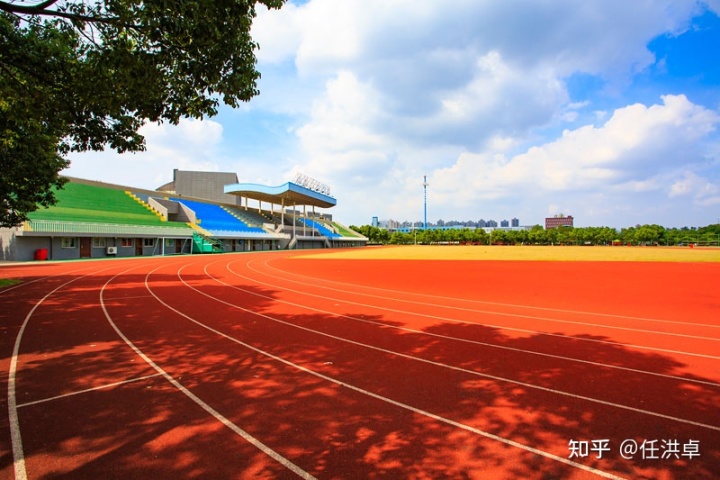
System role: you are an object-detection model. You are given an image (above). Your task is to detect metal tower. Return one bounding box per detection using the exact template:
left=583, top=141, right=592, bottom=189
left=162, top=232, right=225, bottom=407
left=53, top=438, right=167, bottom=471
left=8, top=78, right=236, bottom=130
left=423, top=175, right=428, bottom=230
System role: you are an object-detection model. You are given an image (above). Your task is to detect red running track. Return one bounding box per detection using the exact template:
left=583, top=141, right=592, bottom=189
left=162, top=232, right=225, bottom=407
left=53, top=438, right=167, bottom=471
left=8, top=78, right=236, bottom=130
left=1, top=251, right=719, bottom=479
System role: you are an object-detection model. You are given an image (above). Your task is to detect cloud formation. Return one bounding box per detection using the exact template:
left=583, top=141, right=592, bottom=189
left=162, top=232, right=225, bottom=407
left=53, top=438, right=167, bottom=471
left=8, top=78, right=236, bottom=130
left=65, top=1, right=720, bottom=228
left=251, top=0, right=720, bottom=227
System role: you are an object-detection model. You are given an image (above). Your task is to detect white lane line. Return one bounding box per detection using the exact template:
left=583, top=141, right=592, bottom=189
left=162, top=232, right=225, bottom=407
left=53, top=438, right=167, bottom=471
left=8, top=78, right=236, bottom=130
left=233, top=259, right=720, bottom=361
left=179, top=264, right=720, bottom=433
left=18, top=373, right=163, bottom=408
left=252, top=259, right=720, bottom=342
left=7, top=267, right=116, bottom=480
left=204, top=262, right=720, bottom=388
left=150, top=262, right=627, bottom=480
left=261, top=256, right=720, bottom=330
left=0, top=265, right=99, bottom=296
left=99, top=266, right=317, bottom=480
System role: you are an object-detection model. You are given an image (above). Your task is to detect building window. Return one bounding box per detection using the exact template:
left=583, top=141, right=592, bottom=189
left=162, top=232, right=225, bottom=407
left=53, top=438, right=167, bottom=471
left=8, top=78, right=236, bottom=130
left=92, top=237, right=106, bottom=248
left=61, top=237, right=76, bottom=248
left=120, top=238, right=134, bottom=247
left=143, top=238, right=155, bottom=247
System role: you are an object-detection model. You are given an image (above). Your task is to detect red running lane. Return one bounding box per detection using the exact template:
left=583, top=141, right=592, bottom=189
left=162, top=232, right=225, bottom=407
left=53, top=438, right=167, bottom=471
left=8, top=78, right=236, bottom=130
left=197, top=257, right=720, bottom=430
left=236, top=256, right=720, bottom=381
left=138, top=260, right=615, bottom=479
left=1, top=253, right=719, bottom=479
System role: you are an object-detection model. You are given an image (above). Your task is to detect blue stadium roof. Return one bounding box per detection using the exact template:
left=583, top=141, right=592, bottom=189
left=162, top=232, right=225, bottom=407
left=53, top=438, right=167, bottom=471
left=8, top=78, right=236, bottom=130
left=224, top=182, right=337, bottom=209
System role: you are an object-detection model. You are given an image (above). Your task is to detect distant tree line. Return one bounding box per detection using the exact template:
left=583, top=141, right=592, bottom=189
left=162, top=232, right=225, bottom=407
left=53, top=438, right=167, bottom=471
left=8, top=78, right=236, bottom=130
left=350, top=224, right=720, bottom=246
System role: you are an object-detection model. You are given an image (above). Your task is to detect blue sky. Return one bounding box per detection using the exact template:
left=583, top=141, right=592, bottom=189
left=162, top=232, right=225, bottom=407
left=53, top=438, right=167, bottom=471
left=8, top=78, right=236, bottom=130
left=65, top=0, right=720, bottom=228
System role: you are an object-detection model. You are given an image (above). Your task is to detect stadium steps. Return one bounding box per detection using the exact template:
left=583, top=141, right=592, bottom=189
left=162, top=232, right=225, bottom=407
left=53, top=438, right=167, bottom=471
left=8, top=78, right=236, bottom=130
left=127, top=191, right=166, bottom=221
left=187, top=222, right=213, bottom=237
left=192, top=232, right=224, bottom=254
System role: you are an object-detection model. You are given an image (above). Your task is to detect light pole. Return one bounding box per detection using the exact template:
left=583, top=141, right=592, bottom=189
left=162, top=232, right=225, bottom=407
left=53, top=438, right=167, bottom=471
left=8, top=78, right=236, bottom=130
left=423, top=175, right=429, bottom=230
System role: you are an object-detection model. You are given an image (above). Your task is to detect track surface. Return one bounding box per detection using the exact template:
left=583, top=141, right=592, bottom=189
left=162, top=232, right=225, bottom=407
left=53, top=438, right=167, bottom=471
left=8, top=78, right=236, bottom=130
left=1, top=250, right=719, bottom=479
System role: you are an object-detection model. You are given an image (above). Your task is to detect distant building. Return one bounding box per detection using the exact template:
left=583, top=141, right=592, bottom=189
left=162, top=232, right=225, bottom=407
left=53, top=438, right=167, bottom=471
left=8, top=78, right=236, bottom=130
left=500, top=219, right=509, bottom=227
left=511, top=218, right=519, bottom=227
left=545, top=214, right=574, bottom=229
left=157, top=169, right=241, bottom=205
left=486, top=220, right=498, bottom=228
left=372, top=216, right=379, bottom=228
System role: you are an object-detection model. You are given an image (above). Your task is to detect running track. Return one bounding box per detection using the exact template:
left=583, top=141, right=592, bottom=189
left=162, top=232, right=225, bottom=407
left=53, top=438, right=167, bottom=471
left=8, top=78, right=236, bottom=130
left=1, top=251, right=719, bottom=479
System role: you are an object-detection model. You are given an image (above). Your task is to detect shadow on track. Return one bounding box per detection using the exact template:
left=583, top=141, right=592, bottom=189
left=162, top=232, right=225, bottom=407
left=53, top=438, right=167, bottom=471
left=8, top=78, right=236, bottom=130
left=3, top=274, right=719, bottom=479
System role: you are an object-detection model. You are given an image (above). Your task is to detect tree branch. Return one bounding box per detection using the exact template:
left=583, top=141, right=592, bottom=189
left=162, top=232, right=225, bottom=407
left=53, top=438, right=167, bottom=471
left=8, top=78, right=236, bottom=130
left=0, top=0, right=61, bottom=15
left=0, top=1, right=143, bottom=29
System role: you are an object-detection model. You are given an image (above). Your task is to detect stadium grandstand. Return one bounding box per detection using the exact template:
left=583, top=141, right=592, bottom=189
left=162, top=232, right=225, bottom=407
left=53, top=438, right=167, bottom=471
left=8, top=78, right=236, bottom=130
left=0, top=170, right=366, bottom=261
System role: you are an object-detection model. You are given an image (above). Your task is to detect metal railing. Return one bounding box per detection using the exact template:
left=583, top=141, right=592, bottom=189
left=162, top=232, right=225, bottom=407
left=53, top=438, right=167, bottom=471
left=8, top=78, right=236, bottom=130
left=22, top=220, right=194, bottom=237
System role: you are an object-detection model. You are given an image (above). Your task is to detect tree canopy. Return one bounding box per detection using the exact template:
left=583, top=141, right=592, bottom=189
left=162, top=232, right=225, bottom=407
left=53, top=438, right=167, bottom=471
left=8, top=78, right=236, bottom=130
left=0, top=0, right=283, bottom=227
left=351, top=223, right=720, bottom=247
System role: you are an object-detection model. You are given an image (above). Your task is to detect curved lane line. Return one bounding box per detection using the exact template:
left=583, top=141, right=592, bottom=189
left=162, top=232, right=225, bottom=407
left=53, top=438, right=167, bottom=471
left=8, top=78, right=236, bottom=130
left=261, top=255, right=720, bottom=330
left=183, top=262, right=720, bottom=433
left=0, top=265, right=98, bottom=296
left=251, top=258, right=720, bottom=342
left=206, top=261, right=720, bottom=388
left=233, top=258, right=720, bottom=360
left=149, top=262, right=628, bottom=480
left=7, top=266, right=116, bottom=480
left=99, top=264, right=317, bottom=480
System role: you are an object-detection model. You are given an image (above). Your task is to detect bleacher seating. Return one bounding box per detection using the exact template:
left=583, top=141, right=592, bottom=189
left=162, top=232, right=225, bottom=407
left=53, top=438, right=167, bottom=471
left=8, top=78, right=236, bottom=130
left=223, top=206, right=270, bottom=228
left=173, top=198, right=267, bottom=234
left=328, top=221, right=360, bottom=238
left=300, top=218, right=342, bottom=238
left=28, top=182, right=186, bottom=228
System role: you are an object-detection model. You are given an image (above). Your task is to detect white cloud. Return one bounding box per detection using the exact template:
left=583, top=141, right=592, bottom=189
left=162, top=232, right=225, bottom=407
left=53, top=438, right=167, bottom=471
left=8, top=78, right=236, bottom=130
left=252, top=3, right=302, bottom=64
left=254, top=1, right=706, bottom=138
left=62, top=0, right=720, bottom=228
left=65, top=118, right=225, bottom=189
left=669, top=172, right=720, bottom=206
left=431, top=95, right=719, bottom=206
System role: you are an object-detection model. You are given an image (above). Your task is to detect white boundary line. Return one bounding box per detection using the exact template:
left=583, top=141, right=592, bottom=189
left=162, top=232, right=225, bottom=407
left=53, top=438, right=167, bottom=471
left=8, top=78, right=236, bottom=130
left=0, top=265, right=98, bottom=296
left=141, top=261, right=627, bottom=480
left=179, top=262, right=720, bottom=433
left=17, top=373, right=163, bottom=408
left=236, top=259, right=720, bottom=361
left=100, top=265, right=317, bottom=480
left=7, top=266, right=117, bottom=480
left=205, top=261, right=720, bottom=388
left=262, top=255, right=720, bottom=330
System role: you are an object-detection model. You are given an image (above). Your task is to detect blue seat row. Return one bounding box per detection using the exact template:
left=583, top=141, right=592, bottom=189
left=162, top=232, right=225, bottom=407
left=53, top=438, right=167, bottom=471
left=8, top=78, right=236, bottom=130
left=174, top=198, right=267, bottom=234
left=300, top=218, right=342, bottom=238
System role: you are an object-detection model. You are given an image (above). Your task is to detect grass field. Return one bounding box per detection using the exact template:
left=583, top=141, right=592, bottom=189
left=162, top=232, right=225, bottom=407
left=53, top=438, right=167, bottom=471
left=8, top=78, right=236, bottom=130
left=300, top=244, right=720, bottom=262
left=0, top=278, right=20, bottom=287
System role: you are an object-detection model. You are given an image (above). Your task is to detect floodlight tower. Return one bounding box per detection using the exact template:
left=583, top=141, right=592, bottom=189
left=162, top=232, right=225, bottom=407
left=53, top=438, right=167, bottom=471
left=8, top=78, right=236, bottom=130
left=423, top=175, right=429, bottom=230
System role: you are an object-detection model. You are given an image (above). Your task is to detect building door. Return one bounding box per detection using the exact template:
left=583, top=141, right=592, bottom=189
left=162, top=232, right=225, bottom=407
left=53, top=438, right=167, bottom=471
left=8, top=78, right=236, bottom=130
left=135, top=239, right=143, bottom=256
left=80, top=238, right=91, bottom=258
